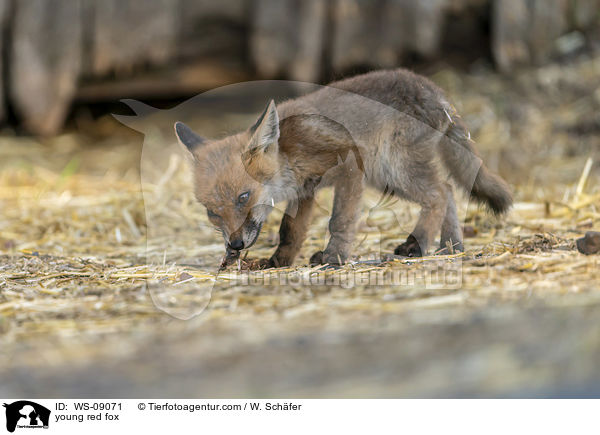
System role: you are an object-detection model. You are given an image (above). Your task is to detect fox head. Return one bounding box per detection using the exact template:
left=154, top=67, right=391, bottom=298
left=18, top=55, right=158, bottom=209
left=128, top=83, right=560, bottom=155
left=175, top=100, right=285, bottom=257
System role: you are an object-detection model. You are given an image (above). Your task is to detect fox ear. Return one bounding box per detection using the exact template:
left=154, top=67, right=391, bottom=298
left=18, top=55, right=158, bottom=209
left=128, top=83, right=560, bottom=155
left=248, top=99, right=279, bottom=155
left=174, top=122, right=205, bottom=153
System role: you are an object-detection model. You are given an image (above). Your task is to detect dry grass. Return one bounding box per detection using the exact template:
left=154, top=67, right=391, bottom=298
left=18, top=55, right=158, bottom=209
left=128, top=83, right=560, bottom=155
left=0, top=54, right=599, bottom=397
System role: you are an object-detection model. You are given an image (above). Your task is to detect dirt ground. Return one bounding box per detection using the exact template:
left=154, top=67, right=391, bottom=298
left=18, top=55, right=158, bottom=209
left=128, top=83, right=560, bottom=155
left=0, top=54, right=599, bottom=398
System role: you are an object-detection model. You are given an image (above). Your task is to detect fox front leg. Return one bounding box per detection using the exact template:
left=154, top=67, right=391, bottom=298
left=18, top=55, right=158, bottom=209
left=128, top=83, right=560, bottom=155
left=310, top=173, right=363, bottom=266
left=254, top=196, right=315, bottom=269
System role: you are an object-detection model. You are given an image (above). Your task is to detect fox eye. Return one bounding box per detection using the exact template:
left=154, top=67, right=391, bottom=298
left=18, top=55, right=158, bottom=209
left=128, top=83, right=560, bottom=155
left=237, top=191, right=250, bottom=205
left=207, top=209, right=220, bottom=220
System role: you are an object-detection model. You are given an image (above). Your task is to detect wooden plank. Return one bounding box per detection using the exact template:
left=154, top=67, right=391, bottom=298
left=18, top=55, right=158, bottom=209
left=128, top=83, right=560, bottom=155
left=404, top=0, right=446, bottom=58
left=178, top=0, right=248, bottom=61
left=492, top=0, right=568, bottom=72
left=76, top=59, right=250, bottom=102
left=331, top=0, right=447, bottom=73
left=251, top=0, right=326, bottom=82
left=0, top=0, right=7, bottom=124
left=331, top=0, right=383, bottom=72
left=528, top=0, right=568, bottom=64
left=251, top=0, right=297, bottom=79
left=10, top=0, right=83, bottom=135
left=91, top=0, right=178, bottom=76
left=289, top=0, right=326, bottom=82
left=570, top=0, right=600, bottom=29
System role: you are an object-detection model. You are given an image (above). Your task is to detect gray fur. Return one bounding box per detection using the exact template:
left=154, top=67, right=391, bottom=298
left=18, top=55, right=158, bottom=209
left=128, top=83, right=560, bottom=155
left=182, top=69, right=512, bottom=266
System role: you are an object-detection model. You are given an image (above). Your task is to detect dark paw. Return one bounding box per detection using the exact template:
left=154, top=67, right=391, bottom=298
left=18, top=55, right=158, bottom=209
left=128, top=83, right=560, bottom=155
left=266, top=256, right=293, bottom=268
left=246, top=258, right=275, bottom=270
left=394, top=234, right=423, bottom=257
left=309, top=250, right=346, bottom=266
left=243, top=255, right=293, bottom=270
left=309, top=250, right=324, bottom=266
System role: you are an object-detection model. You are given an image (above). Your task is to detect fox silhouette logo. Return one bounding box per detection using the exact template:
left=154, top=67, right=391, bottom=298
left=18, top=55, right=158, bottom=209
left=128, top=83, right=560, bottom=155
left=3, top=401, right=50, bottom=433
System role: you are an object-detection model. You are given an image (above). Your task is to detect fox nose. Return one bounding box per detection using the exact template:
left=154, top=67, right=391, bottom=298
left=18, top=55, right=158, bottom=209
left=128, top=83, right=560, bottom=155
left=228, top=239, right=244, bottom=250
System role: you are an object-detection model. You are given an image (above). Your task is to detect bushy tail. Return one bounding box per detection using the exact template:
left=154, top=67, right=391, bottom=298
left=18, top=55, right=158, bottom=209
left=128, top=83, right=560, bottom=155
left=440, top=117, right=512, bottom=215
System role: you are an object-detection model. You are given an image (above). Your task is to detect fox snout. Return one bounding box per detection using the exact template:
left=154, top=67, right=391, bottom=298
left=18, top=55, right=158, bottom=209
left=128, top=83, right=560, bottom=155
left=241, top=218, right=263, bottom=249
left=221, top=218, right=264, bottom=266
left=228, top=238, right=244, bottom=250
left=224, top=215, right=264, bottom=252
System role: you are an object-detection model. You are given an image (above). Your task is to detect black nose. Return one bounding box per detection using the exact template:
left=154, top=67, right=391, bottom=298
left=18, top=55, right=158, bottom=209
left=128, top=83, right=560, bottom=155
left=229, top=239, right=244, bottom=250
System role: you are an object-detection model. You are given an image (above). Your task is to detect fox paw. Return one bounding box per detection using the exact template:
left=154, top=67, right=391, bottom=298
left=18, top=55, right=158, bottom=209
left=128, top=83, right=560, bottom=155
left=309, top=251, right=324, bottom=265
left=245, top=255, right=296, bottom=270
left=267, top=256, right=293, bottom=269
left=247, top=258, right=275, bottom=270
left=394, top=234, right=423, bottom=257
left=309, top=250, right=347, bottom=266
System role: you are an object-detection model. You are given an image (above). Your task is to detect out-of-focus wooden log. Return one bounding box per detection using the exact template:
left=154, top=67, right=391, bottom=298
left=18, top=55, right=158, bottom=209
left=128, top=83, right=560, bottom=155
left=492, top=0, right=533, bottom=71
left=4, top=0, right=600, bottom=135
left=89, top=0, right=178, bottom=76
left=251, top=0, right=326, bottom=83
left=251, top=0, right=296, bottom=79
left=10, top=0, right=83, bottom=136
left=570, top=0, right=600, bottom=30
left=76, top=59, right=250, bottom=102
left=289, top=0, right=326, bottom=83
left=178, top=0, right=249, bottom=61
left=332, top=0, right=447, bottom=73
left=331, top=0, right=384, bottom=72
left=395, top=0, right=446, bottom=59
left=492, top=0, right=569, bottom=72
left=0, top=0, right=7, bottom=125
left=528, top=0, right=568, bottom=64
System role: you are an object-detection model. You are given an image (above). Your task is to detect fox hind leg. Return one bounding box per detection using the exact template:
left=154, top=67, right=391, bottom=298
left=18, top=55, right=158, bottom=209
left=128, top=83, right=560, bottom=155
left=439, top=183, right=463, bottom=253
left=393, top=182, right=448, bottom=257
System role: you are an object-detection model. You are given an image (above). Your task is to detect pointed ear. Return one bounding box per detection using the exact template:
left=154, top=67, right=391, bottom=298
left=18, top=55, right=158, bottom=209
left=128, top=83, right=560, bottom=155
left=174, top=122, right=205, bottom=153
left=247, top=99, right=279, bottom=155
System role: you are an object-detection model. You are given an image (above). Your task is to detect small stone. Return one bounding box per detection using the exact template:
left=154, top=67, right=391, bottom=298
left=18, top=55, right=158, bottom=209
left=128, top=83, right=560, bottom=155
left=576, top=231, right=600, bottom=255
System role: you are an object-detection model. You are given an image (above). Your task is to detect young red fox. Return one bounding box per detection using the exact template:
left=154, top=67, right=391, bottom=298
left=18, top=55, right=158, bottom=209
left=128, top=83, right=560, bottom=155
left=175, top=69, right=512, bottom=268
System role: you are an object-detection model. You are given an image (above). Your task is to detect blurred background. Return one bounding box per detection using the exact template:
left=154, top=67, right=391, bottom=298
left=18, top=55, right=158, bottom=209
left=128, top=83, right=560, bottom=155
left=0, top=0, right=599, bottom=398
left=0, top=0, right=598, bottom=135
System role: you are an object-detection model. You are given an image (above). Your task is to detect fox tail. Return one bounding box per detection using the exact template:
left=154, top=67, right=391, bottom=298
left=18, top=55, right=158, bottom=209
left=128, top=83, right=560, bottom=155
left=440, top=116, right=512, bottom=215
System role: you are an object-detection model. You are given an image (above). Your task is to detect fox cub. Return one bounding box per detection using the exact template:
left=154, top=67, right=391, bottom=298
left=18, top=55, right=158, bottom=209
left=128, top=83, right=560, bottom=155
left=175, top=69, right=512, bottom=268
